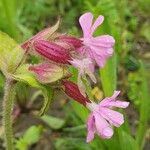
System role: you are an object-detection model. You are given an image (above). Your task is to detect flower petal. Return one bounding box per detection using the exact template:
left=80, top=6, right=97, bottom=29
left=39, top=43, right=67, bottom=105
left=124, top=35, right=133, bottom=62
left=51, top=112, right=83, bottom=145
left=100, top=108, right=124, bottom=127
left=100, top=91, right=120, bottom=107
left=91, top=47, right=112, bottom=67
left=86, top=114, right=95, bottom=143
left=79, top=12, right=93, bottom=38
left=91, top=15, right=104, bottom=34
left=92, top=35, right=115, bottom=48
left=94, top=112, right=113, bottom=139
left=108, top=101, right=129, bottom=108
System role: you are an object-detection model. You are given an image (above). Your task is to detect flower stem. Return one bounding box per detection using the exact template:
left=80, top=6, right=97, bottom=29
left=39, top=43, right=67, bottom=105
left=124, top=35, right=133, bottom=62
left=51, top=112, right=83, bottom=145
left=3, top=78, right=16, bottom=150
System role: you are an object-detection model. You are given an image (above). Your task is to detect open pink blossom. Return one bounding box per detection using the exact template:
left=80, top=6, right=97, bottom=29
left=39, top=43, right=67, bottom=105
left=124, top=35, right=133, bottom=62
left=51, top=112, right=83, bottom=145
left=86, top=91, right=129, bottom=143
left=79, top=12, right=115, bottom=67
left=69, top=58, right=96, bottom=97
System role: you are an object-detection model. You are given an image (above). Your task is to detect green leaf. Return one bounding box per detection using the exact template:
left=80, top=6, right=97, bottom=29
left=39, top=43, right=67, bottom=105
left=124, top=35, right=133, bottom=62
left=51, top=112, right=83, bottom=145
left=118, top=130, right=139, bottom=150
left=1, top=0, right=19, bottom=39
left=140, top=22, right=150, bottom=43
left=54, top=138, right=91, bottom=150
left=23, top=126, right=43, bottom=145
left=136, top=61, right=150, bottom=148
left=41, top=115, right=65, bottom=130
left=99, top=53, right=117, bottom=96
left=39, top=86, right=53, bottom=116
left=15, top=125, right=43, bottom=150
left=0, top=31, right=24, bottom=75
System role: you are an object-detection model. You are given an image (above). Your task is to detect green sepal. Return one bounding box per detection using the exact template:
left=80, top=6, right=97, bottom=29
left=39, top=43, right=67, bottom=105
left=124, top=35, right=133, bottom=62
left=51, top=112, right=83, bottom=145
left=13, top=64, right=53, bottom=115
left=0, top=31, right=24, bottom=75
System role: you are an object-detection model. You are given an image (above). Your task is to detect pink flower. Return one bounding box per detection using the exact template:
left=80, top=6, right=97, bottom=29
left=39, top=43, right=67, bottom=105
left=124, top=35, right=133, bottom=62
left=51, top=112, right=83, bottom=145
left=86, top=91, right=129, bottom=143
left=29, top=63, right=67, bottom=83
left=79, top=12, right=115, bottom=67
left=69, top=58, right=96, bottom=97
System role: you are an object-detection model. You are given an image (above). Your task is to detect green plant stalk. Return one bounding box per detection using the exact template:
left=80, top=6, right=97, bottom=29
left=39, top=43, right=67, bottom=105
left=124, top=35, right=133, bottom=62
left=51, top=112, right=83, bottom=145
left=3, top=78, right=16, bottom=150
left=136, top=62, right=149, bottom=149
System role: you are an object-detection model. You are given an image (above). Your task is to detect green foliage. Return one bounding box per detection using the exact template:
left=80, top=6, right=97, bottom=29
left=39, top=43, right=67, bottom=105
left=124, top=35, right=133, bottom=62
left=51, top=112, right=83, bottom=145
left=100, top=54, right=117, bottom=96
left=55, top=137, right=91, bottom=150
left=140, top=22, right=150, bottom=43
left=136, top=62, right=150, bottom=148
left=0, top=31, right=24, bottom=75
left=41, top=115, right=65, bottom=130
left=15, top=125, right=43, bottom=150
left=13, top=64, right=54, bottom=115
left=0, top=0, right=19, bottom=39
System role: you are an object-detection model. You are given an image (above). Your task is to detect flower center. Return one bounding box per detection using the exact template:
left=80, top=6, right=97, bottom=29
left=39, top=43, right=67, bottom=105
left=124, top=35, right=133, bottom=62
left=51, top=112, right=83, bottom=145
left=86, top=102, right=99, bottom=112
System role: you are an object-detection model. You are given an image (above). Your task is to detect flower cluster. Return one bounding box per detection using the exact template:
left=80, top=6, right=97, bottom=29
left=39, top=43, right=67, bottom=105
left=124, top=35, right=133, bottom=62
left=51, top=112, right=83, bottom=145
left=22, top=12, right=129, bottom=142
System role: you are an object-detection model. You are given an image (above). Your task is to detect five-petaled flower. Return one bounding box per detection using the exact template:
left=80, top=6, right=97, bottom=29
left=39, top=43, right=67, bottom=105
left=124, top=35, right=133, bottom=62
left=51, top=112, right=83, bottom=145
left=86, top=91, right=129, bottom=142
left=79, top=12, right=115, bottom=67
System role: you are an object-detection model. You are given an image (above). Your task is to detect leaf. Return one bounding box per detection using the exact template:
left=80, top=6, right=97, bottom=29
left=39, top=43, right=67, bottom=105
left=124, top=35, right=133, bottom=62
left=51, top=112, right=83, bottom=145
left=140, top=23, right=150, bottom=43
left=41, top=115, right=65, bottom=130
left=99, top=53, right=117, bottom=96
left=118, top=130, right=139, bottom=150
left=15, top=125, right=43, bottom=150
left=39, top=86, right=53, bottom=116
left=54, top=138, right=91, bottom=150
left=0, top=31, right=24, bottom=75
left=136, top=61, right=150, bottom=148
left=23, top=126, right=43, bottom=145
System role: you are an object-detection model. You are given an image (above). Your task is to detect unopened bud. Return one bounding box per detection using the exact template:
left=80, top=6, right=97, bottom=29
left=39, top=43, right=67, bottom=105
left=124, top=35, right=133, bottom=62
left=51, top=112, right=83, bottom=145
left=33, top=40, right=71, bottom=64
left=21, top=20, right=60, bottom=51
left=59, top=35, right=83, bottom=49
left=29, top=63, right=67, bottom=83
left=62, top=80, right=91, bottom=106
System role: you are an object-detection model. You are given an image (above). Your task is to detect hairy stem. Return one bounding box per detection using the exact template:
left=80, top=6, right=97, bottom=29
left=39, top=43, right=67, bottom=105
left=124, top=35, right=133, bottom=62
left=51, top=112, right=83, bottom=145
left=3, top=78, right=16, bottom=150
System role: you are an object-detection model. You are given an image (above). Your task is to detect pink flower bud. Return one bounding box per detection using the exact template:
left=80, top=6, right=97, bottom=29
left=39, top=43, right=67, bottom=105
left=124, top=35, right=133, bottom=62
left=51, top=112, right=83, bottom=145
left=29, top=63, right=67, bottom=83
left=59, top=35, right=83, bottom=49
left=62, top=80, right=91, bottom=106
left=21, top=20, right=60, bottom=51
left=33, top=40, right=71, bottom=64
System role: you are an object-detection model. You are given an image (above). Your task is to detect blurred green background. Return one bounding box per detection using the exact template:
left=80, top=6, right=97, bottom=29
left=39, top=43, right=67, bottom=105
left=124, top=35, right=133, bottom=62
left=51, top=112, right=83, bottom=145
left=0, top=0, right=150, bottom=150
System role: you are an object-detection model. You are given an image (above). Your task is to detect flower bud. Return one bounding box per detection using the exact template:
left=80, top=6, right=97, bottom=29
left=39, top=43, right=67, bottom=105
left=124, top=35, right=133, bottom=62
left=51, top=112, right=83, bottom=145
left=29, top=63, right=67, bottom=83
left=21, top=20, right=60, bottom=51
left=59, top=35, right=83, bottom=49
left=62, top=80, right=91, bottom=106
left=33, top=40, right=71, bottom=64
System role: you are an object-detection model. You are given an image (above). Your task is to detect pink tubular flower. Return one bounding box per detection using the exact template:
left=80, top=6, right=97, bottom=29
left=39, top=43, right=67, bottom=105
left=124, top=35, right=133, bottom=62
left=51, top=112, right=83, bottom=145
left=33, top=40, right=71, bottom=64
left=86, top=91, right=129, bottom=143
left=79, top=12, right=115, bottom=67
left=29, top=63, right=66, bottom=83
left=62, top=80, right=91, bottom=106
left=69, top=58, right=96, bottom=97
